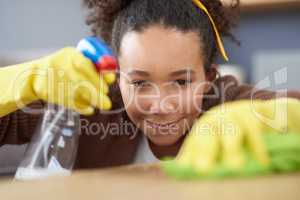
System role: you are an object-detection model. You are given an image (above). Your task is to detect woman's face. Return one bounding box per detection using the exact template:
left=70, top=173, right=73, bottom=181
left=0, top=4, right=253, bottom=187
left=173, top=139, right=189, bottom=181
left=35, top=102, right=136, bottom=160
left=119, top=25, right=211, bottom=146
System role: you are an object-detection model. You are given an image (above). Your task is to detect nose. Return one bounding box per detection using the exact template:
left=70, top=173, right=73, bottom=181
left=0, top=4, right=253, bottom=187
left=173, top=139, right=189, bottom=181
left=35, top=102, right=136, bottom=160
left=148, top=92, right=177, bottom=115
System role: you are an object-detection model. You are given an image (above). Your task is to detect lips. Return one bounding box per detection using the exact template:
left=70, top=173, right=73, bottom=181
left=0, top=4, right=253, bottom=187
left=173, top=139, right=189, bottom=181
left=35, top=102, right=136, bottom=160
left=146, top=118, right=183, bottom=130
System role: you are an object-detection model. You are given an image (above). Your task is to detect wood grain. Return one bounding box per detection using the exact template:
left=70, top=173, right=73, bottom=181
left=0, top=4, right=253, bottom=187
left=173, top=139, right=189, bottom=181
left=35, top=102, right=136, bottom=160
left=1, top=164, right=300, bottom=200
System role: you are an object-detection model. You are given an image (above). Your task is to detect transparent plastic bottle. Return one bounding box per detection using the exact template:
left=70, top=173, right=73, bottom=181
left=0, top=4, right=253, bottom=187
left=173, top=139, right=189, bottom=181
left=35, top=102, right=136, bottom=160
left=14, top=36, right=117, bottom=181
left=15, top=105, right=80, bottom=180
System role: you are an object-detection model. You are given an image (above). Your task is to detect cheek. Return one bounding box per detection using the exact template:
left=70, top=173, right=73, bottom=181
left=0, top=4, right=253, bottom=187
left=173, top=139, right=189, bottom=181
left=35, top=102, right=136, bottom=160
left=119, top=78, right=144, bottom=122
left=119, top=78, right=131, bottom=106
left=180, top=83, right=205, bottom=115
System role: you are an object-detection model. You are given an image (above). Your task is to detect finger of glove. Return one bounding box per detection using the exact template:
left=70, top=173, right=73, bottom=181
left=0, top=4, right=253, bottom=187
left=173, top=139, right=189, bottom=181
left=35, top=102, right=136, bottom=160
left=103, top=72, right=116, bottom=85
left=68, top=97, right=95, bottom=115
left=265, top=98, right=300, bottom=133
left=220, top=114, right=245, bottom=170
left=72, top=52, right=109, bottom=95
left=34, top=82, right=95, bottom=116
left=176, top=132, right=201, bottom=166
left=193, top=133, right=219, bottom=174
left=242, top=109, right=270, bottom=167
left=74, top=82, right=112, bottom=111
left=46, top=47, right=109, bottom=95
left=54, top=70, right=111, bottom=111
left=180, top=115, right=220, bottom=173
left=247, top=123, right=270, bottom=166
left=58, top=68, right=106, bottom=99
left=286, top=99, right=300, bottom=133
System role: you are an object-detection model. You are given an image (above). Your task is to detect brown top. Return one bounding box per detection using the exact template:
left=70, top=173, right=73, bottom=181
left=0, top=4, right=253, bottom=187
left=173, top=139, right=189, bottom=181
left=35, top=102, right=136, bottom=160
left=1, top=75, right=299, bottom=169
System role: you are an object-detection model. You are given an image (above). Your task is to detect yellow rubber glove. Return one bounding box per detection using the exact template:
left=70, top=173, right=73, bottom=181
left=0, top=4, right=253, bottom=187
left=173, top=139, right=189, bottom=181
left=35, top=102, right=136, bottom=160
left=0, top=47, right=114, bottom=117
left=176, top=98, right=300, bottom=174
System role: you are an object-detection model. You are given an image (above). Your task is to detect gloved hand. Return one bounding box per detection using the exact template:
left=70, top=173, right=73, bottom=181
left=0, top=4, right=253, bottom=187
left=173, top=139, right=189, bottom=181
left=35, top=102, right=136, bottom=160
left=0, top=47, right=114, bottom=117
left=170, top=98, right=300, bottom=177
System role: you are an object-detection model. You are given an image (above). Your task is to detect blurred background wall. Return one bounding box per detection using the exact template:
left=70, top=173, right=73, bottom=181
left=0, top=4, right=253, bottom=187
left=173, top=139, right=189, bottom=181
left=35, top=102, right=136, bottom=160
left=0, top=0, right=299, bottom=175
left=223, top=9, right=300, bottom=90
left=0, top=0, right=87, bottom=52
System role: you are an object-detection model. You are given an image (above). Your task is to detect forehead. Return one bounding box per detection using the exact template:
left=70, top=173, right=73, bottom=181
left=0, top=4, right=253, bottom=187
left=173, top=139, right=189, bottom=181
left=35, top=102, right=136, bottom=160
left=118, top=25, right=204, bottom=75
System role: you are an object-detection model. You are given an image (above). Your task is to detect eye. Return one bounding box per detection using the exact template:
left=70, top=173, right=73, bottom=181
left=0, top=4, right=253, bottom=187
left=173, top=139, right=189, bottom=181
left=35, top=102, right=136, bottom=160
left=130, top=80, right=150, bottom=88
left=174, top=79, right=193, bottom=86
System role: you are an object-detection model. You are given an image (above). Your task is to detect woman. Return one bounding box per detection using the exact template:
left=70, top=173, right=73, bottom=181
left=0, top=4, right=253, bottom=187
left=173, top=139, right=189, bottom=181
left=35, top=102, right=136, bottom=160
left=0, top=0, right=299, bottom=171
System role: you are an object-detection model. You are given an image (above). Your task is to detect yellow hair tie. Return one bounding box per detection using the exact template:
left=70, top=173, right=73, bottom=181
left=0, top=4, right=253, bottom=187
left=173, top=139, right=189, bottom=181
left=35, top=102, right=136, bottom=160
left=192, top=0, right=229, bottom=61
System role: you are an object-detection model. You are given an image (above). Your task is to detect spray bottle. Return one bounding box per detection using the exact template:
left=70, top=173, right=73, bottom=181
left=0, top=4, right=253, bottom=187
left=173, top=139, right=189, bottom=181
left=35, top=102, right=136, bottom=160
left=14, top=37, right=117, bottom=180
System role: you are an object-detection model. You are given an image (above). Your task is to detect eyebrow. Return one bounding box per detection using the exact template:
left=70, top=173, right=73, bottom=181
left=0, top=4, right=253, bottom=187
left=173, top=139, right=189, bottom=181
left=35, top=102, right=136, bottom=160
left=127, top=70, right=150, bottom=77
left=127, top=69, right=195, bottom=77
left=170, top=69, right=195, bottom=77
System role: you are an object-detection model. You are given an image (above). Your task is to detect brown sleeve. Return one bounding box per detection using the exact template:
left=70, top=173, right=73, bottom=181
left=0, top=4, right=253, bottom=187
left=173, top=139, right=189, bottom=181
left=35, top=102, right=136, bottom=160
left=0, top=101, right=44, bottom=146
left=234, top=84, right=300, bottom=101
left=202, top=75, right=300, bottom=111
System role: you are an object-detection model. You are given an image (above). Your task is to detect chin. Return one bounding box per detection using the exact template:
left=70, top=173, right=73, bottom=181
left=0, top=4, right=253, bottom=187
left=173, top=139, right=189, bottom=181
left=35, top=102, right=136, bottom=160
left=147, top=133, right=182, bottom=147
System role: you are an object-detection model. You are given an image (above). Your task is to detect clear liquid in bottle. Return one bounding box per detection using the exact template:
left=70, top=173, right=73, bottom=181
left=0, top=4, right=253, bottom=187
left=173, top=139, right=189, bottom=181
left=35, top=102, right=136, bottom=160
left=15, top=104, right=80, bottom=180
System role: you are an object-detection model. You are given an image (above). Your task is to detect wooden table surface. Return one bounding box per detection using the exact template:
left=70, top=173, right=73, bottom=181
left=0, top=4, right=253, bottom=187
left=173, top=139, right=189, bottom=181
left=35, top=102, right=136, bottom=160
left=1, top=164, right=300, bottom=200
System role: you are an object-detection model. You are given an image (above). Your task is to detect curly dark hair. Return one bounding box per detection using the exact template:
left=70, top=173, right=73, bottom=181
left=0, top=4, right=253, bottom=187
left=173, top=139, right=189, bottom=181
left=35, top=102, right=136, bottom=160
left=83, top=0, right=239, bottom=69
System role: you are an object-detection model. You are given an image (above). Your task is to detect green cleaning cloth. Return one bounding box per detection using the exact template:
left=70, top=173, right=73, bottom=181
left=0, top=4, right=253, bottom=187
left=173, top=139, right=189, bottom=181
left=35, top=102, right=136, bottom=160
left=161, top=133, right=300, bottom=180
